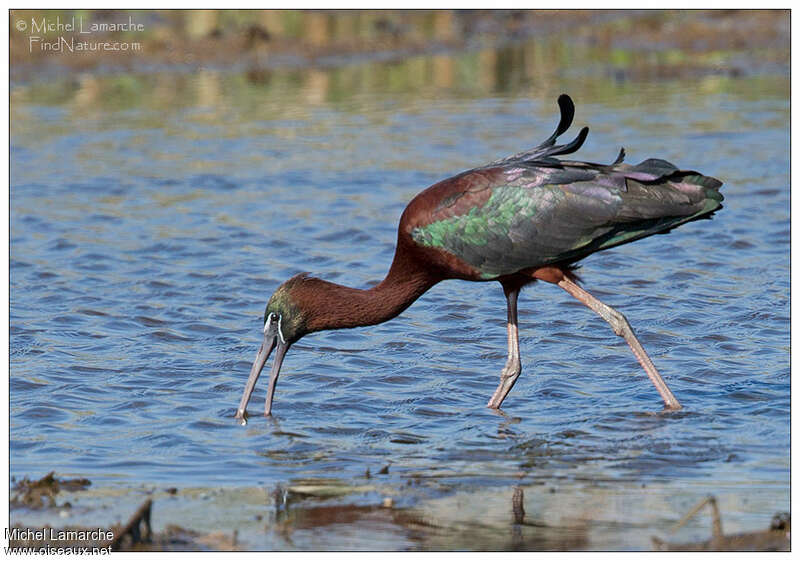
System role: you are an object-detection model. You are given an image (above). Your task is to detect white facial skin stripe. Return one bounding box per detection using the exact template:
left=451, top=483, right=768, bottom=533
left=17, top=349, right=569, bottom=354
left=277, top=315, right=286, bottom=344
left=264, top=313, right=286, bottom=344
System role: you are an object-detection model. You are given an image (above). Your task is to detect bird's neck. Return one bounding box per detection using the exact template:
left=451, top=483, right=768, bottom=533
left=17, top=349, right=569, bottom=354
left=303, top=257, right=439, bottom=333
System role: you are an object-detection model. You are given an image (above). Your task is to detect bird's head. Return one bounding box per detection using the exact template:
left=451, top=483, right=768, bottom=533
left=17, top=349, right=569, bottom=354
left=235, top=274, right=311, bottom=423
left=263, top=276, right=310, bottom=344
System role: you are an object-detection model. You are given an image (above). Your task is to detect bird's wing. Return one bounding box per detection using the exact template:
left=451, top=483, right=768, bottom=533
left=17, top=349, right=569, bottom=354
left=410, top=161, right=723, bottom=279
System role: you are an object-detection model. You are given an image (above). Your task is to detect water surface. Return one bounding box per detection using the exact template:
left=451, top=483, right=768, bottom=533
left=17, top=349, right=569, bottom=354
left=10, top=44, right=789, bottom=549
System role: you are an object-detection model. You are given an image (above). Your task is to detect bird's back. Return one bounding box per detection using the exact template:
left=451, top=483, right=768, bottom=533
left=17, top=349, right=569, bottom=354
left=403, top=96, right=723, bottom=280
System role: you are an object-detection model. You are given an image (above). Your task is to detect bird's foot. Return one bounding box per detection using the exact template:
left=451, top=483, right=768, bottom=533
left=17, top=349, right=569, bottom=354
left=235, top=409, right=248, bottom=426
left=487, top=361, right=521, bottom=409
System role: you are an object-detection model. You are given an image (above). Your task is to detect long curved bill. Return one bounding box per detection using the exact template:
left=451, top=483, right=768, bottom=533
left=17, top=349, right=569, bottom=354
left=235, top=329, right=289, bottom=424
left=264, top=341, right=289, bottom=416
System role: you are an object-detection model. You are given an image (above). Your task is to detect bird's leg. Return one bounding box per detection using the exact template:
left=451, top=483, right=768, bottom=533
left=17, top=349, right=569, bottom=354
left=488, top=287, right=522, bottom=409
left=556, top=276, right=682, bottom=410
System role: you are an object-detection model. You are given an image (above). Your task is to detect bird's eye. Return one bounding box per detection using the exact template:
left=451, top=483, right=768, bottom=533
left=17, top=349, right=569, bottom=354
left=264, top=312, right=277, bottom=333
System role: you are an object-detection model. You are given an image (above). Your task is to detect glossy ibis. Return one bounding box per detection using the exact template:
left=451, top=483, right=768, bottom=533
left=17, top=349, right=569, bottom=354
left=236, top=94, right=723, bottom=422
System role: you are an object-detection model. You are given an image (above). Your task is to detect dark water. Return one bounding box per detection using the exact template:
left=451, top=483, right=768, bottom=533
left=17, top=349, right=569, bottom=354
left=10, top=49, right=789, bottom=547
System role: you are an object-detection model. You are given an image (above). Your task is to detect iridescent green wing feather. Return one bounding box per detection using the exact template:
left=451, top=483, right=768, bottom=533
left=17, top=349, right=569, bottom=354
left=412, top=95, right=722, bottom=279
left=411, top=161, right=722, bottom=279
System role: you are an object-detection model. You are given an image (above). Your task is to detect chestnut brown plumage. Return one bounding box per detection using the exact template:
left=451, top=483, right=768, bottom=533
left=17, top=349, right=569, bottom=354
left=235, top=94, right=723, bottom=423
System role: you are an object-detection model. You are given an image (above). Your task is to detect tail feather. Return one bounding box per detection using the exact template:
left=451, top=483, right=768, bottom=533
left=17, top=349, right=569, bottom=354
left=592, top=181, right=723, bottom=255
left=677, top=172, right=724, bottom=192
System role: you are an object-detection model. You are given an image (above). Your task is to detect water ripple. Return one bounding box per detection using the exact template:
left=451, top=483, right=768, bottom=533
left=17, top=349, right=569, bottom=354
left=9, top=70, right=789, bottom=518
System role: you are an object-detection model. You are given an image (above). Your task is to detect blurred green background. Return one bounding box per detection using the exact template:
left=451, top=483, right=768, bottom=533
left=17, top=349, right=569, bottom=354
left=10, top=10, right=789, bottom=108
